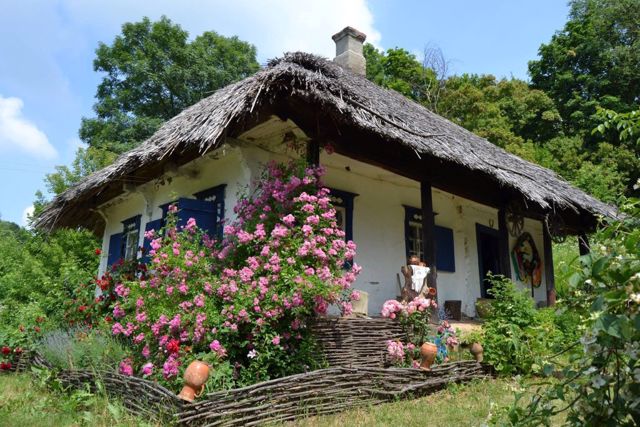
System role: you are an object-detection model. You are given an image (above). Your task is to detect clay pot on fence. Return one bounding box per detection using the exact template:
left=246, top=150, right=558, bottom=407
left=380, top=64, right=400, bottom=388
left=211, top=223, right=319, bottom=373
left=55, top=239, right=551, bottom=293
left=419, top=342, right=438, bottom=371
left=178, top=360, right=210, bottom=402
left=469, top=342, right=484, bottom=363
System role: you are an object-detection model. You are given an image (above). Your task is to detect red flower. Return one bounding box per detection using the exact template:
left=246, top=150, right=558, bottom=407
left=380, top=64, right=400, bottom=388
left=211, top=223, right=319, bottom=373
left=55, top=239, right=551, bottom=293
left=1, top=346, right=10, bottom=355
left=36, top=316, right=44, bottom=323
left=0, top=362, right=8, bottom=370
left=18, top=325, right=25, bottom=332
left=105, top=315, right=113, bottom=323
left=34, top=326, right=41, bottom=333
left=166, top=339, right=180, bottom=354
left=95, top=248, right=102, bottom=255
left=78, top=305, right=88, bottom=312
left=14, top=347, right=23, bottom=354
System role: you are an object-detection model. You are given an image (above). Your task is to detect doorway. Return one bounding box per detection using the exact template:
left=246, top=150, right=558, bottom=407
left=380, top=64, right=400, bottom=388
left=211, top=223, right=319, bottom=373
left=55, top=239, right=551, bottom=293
left=476, top=224, right=504, bottom=298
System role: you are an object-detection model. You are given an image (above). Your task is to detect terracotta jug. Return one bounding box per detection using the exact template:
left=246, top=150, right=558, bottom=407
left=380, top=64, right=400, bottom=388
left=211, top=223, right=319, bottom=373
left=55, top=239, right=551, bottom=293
left=178, top=360, right=210, bottom=402
left=419, top=342, right=438, bottom=371
left=470, top=342, right=484, bottom=362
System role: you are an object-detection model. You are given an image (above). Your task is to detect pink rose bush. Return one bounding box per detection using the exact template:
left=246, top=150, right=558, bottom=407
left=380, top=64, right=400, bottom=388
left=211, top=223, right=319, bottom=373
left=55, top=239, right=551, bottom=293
left=112, top=160, right=360, bottom=389
left=380, top=295, right=457, bottom=367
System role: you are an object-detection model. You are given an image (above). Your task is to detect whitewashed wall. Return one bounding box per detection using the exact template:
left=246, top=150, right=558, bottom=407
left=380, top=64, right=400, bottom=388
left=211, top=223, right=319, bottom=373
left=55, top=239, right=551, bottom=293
left=96, top=133, right=548, bottom=315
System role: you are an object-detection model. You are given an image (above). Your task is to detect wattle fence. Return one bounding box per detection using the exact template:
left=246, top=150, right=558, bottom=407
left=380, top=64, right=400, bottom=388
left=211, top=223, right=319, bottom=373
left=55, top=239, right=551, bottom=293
left=3, top=318, right=492, bottom=425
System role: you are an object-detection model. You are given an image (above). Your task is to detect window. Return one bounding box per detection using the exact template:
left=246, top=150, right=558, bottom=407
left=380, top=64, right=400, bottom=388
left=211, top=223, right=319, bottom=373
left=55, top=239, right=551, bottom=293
left=328, top=188, right=357, bottom=242
left=121, top=215, right=141, bottom=261
left=403, top=206, right=455, bottom=272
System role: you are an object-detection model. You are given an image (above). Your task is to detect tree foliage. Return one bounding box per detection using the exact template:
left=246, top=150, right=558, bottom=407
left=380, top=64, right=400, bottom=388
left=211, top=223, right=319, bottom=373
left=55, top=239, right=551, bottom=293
left=44, top=16, right=260, bottom=196
left=529, top=0, right=640, bottom=138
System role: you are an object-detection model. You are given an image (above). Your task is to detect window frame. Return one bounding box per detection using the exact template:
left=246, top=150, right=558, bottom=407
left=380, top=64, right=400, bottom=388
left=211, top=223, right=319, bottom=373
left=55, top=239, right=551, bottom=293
left=121, top=215, right=141, bottom=261
left=328, top=188, right=357, bottom=242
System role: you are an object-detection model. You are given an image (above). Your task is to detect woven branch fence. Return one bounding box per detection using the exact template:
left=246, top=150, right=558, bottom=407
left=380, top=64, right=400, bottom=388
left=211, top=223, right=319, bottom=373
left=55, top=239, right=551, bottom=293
left=2, top=319, right=491, bottom=426
left=178, top=361, right=492, bottom=426
left=312, top=317, right=405, bottom=367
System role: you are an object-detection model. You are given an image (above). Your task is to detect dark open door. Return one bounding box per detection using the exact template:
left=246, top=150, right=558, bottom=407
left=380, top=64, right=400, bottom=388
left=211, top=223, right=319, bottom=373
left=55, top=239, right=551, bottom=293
left=476, top=224, right=505, bottom=298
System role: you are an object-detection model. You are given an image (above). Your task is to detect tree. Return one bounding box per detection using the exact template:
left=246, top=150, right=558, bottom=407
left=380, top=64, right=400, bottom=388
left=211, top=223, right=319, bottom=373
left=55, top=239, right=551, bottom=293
left=44, top=16, right=260, bottom=196
left=529, top=0, right=640, bottom=138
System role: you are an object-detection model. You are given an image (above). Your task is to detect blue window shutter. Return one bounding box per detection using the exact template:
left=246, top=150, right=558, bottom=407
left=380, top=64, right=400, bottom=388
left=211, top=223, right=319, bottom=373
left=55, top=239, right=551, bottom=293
left=107, top=233, right=123, bottom=267
left=176, top=198, right=216, bottom=236
left=194, top=184, right=226, bottom=240
left=141, top=219, right=162, bottom=263
left=435, top=226, right=455, bottom=272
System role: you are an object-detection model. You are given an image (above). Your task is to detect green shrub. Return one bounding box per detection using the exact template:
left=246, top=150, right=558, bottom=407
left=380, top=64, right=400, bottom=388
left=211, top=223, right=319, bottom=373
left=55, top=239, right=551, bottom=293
left=39, top=328, right=127, bottom=371
left=481, top=276, right=563, bottom=375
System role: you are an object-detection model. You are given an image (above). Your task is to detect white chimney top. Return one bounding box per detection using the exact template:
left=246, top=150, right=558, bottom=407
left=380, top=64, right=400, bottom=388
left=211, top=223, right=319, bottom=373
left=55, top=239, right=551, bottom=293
left=332, top=26, right=367, bottom=75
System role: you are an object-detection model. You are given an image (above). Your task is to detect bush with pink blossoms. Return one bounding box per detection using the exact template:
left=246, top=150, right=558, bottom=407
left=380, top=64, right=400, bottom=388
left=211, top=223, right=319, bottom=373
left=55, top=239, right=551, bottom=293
left=111, top=160, right=360, bottom=391
left=381, top=295, right=460, bottom=367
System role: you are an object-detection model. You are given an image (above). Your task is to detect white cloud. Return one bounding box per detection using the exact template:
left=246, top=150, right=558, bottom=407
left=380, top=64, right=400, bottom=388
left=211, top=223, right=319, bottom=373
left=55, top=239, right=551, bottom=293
left=61, top=0, right=381, bottom=61
left=0, top=95, right=57, bottom=159
left=21, top=205, right=34, bottom=227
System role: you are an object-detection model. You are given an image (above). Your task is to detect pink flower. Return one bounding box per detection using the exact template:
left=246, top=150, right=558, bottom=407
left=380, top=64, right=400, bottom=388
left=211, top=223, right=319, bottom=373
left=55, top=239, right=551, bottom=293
left=119, top=359, right=133, bottom=376
left=141, top=362, right=154, bottom=376
left=113, top=304, right=125, bottom=319
left=162, top=356, right=180, bottom=379
left=386, top=340, right=405, bottom=363
left=185, top=217, right=197, bottom=232
left=194, top=294, right=205, bottom=307
left=114, top=283, right=130, bottom=298
left=282, top=214, right=295, bottom=225
left=305, top=215, right=320, bottom=225
left=271, top=224, right=289, bottom=238
left=271, top=335, right=281, bottom=345
left=135, top=311, right=147, bottom=322
left=237, top=230, right=254, bottom=244
left=142, top=345, right=150, bottom=358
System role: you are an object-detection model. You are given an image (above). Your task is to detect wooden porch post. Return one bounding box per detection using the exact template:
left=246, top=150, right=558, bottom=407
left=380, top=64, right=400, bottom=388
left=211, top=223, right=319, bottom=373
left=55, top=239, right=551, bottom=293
left=543, top=225, right=556, bottom=306
left=578, top=232, right=590, bottom=256
left=420, top=180, right=437, bottom=292
left=497, top=208, right=512, bottom=280
left=306, top=140, right=320, bottom=166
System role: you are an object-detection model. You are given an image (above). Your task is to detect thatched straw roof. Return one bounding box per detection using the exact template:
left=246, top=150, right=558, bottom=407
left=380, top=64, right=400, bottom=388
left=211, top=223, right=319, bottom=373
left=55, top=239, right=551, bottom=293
left=35, top=52, right=617, bottom=234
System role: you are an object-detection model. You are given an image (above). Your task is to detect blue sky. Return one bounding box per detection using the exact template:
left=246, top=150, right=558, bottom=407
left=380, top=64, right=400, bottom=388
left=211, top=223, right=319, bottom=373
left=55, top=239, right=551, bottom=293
left=0, top=0, right=569, bottom=226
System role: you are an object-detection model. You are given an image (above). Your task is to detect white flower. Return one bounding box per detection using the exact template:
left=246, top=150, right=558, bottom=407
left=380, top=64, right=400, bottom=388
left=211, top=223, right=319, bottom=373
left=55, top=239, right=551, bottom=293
left=591, top=374, right=607, bottom=389
left=631, top=293, right=640, bottom=304
left=247, top=349, right=258, bottom=359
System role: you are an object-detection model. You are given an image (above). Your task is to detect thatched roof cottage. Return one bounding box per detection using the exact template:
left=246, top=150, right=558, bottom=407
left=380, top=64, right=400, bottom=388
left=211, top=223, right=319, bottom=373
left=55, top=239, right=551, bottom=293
left=36, top=27, right=615, bottom=316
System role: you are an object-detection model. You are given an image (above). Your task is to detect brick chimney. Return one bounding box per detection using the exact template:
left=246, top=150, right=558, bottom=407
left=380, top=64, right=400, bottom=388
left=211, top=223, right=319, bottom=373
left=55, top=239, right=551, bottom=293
left=332, top=26, right=367, bottom=75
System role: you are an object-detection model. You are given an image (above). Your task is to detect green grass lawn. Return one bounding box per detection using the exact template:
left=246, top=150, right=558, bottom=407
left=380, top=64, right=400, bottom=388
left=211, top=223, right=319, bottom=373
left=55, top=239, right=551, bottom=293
left=289, top=378, right=565, bottom=427
left=0, top=373, right=562, bottom=427
left=0, top=373, right=156, bottom=427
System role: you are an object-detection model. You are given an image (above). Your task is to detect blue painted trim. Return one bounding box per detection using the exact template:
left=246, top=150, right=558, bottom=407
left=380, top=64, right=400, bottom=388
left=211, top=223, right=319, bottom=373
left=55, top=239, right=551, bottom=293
left=194, top=184, right=226, bottom=240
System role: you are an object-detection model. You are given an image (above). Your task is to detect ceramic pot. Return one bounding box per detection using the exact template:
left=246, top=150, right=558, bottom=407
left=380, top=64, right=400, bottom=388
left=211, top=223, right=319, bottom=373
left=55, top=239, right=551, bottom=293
left=419, top=342, right=438, bottom=371
left=470, top=342, right=484, bottom=362
left=178, top=360, right=210, bottom=402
